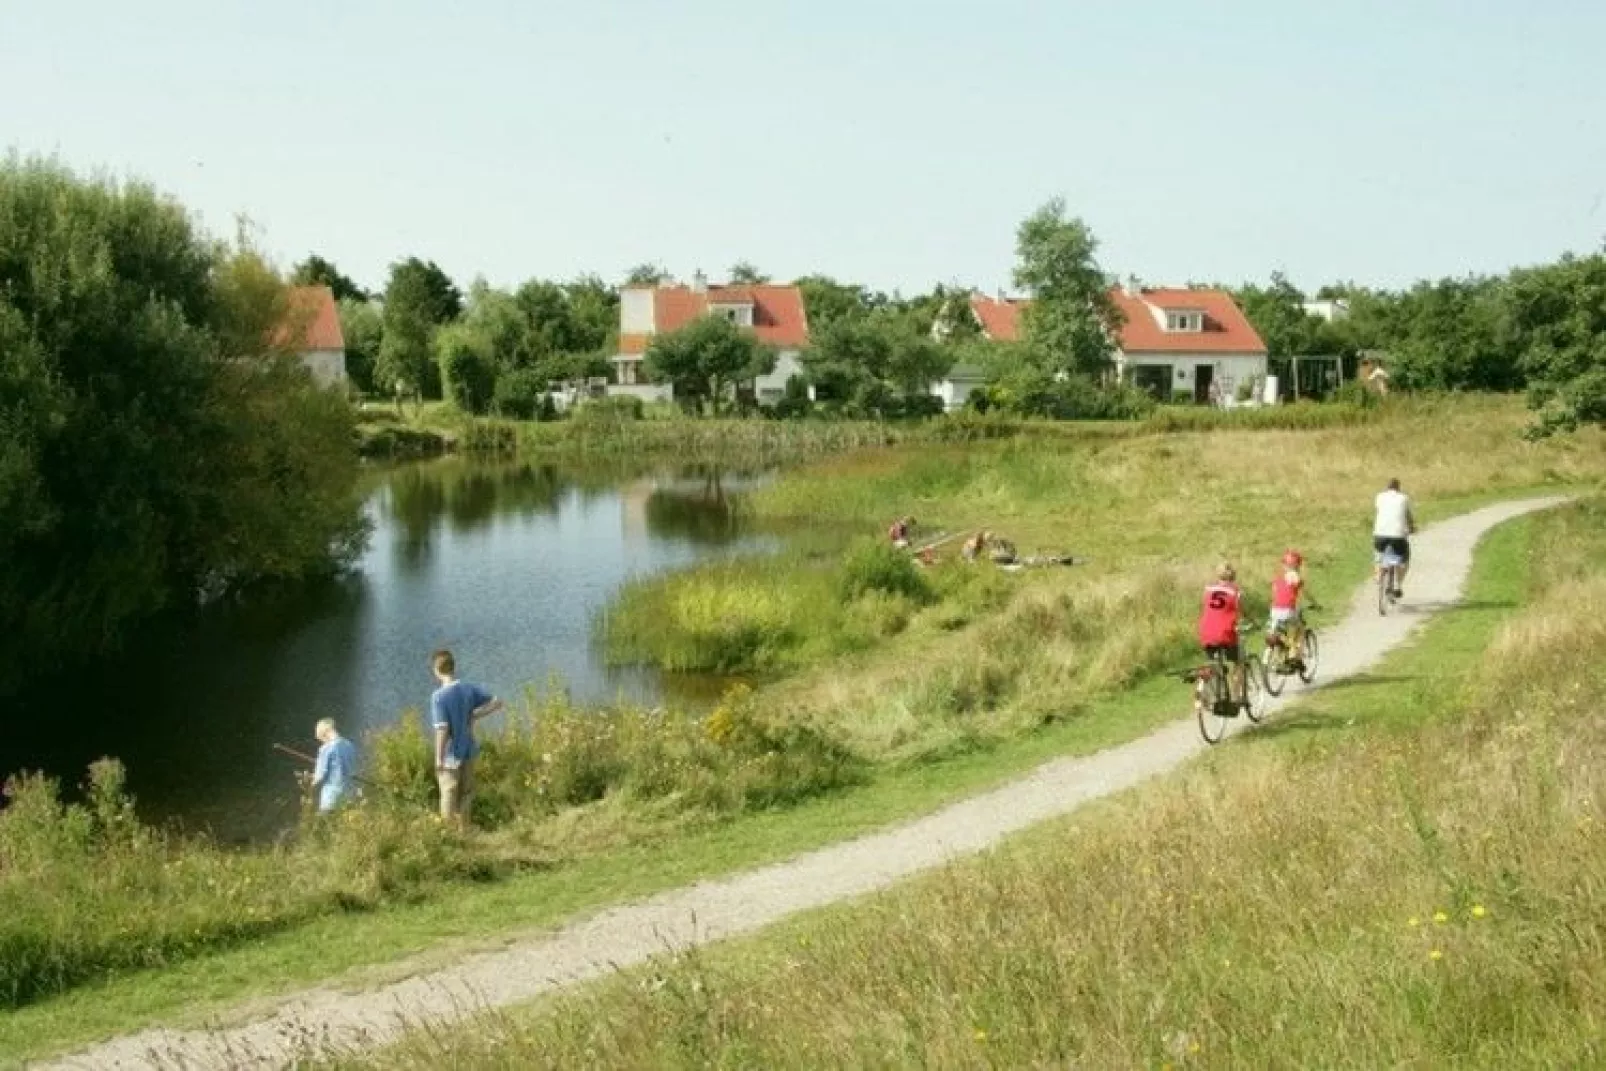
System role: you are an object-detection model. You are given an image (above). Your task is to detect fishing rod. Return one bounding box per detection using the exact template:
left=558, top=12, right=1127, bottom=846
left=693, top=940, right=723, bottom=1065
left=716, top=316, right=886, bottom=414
left=909, top=531, right=960, bottom=555
left=271, top=742, right=427, bottom=804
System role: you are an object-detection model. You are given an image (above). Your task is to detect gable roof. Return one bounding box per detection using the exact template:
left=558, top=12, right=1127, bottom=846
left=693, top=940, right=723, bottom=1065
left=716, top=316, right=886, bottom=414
left=618, top=284, right=810, bottom=355
left=278, top=285, right=346, bottom=352
left=970, top=288, right=1266, bottom=356
left=969, top=295, right=1025, bottom=342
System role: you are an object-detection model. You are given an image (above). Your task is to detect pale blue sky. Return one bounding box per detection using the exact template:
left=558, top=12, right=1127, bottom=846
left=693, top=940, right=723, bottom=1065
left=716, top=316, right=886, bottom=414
left=4, top=0, right=1602, bottom=295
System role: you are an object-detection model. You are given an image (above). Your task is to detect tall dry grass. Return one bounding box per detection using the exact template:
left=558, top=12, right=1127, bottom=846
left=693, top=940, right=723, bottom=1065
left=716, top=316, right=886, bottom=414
left=329, top=503, right=1606, bottom=1070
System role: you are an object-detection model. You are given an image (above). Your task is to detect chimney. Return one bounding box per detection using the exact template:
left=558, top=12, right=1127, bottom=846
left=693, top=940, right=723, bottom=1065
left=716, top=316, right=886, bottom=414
left=691, top=270, right=708, bottom=294
left=1124, top=274, right=1141, bottom=298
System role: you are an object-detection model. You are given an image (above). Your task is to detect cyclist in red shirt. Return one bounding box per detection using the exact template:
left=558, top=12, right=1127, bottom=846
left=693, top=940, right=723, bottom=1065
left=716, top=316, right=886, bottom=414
left=1267, top=549, right=1313, bottom=658
left=1196, top=563, right=1246, bottom=714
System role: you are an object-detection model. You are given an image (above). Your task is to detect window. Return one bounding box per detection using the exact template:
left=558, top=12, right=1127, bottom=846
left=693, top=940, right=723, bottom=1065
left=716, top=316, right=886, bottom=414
left=711, top=303, right=754, bottom=328
left=1166, top=311, right=1201, bottom=332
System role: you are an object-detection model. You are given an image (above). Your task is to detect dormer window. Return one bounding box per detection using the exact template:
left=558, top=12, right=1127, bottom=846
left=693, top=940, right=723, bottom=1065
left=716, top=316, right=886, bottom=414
left=1165, top=310, right=1203, bottom=333
left=710, top=303, right=754, bottom=328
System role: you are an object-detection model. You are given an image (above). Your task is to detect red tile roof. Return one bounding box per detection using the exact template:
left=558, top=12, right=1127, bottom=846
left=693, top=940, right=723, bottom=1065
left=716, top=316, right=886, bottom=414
left=615, top=284, right=810, bottom=357
left=969, top=295, right=1025, bottom=341
left=1111, top=288, right=1266, bottom=355
left=278, top=285, right=345, bottom=351
left=970, top=288, right=1265, bottom=356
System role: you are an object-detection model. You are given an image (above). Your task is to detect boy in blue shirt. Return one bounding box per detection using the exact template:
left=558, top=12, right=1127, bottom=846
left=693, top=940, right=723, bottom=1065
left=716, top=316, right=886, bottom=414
left=430, top=649, right=504, bottom=826
left=311, top=718, right=357, bottom=813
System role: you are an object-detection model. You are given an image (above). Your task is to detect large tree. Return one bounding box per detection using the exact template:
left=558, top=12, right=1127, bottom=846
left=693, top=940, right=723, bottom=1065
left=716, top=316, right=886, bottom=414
left=1508, top=253, right=1606, bottom=435
left=337, top=298, right=383, bottom=394
left=645, top=315, right=776, bottom=415
left=803, top=312, right=951, bottom=416
left=1233, top=272, right=1328, bottom=357
left=795, top=275, right=883, bottom=332
left=1012, top=199, right=1121, bottom=377
left=291, top=254, right=368, bottom=302
left=377, top=257, right=461, bottom=398
left=0, top=159, right=363, bottom=684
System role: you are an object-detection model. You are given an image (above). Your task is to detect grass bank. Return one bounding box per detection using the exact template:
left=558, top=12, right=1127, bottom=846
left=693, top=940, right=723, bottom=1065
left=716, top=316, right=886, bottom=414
left=325, top=498, right=1606, bottom=1071
left=3, top=396, right=1600, bottom=1064
left=357, top=389, right=1400, bottom=464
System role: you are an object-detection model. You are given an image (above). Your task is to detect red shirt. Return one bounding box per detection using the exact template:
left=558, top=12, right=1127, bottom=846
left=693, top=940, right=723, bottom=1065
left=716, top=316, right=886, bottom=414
left=1271, top=568, right=1303, bottom=611
left=1199, top=582, right=1242, bottom=646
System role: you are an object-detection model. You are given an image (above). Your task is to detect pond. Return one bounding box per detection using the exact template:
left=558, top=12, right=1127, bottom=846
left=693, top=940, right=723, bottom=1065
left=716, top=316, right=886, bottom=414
left=2, top=460, right=771, bottom=841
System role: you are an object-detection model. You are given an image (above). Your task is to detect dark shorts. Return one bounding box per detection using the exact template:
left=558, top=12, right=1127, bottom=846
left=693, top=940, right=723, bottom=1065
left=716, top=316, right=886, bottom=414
left=1202, top=643, right=1242, bottom=663
left=1373, top=536, right=1411, bottom=563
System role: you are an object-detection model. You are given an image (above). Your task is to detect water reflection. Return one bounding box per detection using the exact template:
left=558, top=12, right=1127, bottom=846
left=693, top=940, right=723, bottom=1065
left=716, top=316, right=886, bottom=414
left=2, top=459, right=769, bottom=841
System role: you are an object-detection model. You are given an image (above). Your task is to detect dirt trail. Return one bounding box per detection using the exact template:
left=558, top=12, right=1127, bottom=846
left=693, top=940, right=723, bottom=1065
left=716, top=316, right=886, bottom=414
left=40, top=497, right=1569, bottom=1071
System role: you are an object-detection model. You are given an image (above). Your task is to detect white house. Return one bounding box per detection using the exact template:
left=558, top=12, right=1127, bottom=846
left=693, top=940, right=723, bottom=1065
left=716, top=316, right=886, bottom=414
left=1301, top=298, right=1350, bottom=323
left=931, top=363, right=988, bottom=412
left=967, top=282, right=1269, bottom=405
left=277, top=285, right=348, bottom=388
left=612, top=273, right=812, bottom=407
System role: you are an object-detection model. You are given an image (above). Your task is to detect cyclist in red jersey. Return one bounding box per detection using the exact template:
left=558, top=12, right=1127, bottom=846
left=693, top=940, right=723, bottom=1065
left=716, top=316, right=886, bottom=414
left=1196, top=563, right=1246, bottom=714
left=1267, top=549, right=1313, bottom=667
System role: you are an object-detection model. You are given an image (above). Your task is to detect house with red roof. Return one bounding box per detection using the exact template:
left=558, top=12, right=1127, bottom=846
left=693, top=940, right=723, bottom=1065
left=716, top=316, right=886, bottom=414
left=966, top=282, right=1268, bottom=405
left=277, top=285, right=348, bottom=389
left=613, top=273, right=811, bottom=406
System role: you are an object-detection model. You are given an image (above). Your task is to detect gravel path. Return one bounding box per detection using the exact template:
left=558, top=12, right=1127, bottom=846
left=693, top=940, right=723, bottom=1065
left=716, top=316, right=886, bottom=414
left=40, top=496, right=1569, bottom=1071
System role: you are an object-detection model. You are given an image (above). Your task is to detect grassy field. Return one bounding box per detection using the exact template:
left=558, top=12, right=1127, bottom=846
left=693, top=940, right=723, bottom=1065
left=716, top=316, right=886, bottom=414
left=3, top=395, right=1601, bottom=1064
left=324, top=498, right=1606, bottom=1071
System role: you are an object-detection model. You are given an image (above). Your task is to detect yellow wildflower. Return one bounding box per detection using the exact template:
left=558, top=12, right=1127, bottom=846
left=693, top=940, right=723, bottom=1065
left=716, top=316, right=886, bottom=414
left=973, top=1029, right=988, bottom=1043
left=1432, top=910, right=1449, bottom=925
left=1471, top=905, right=1487, bottom=919
left=1408, top=916, right=1420, bottom=927
left=1429, top=949, right=1443, bottom=961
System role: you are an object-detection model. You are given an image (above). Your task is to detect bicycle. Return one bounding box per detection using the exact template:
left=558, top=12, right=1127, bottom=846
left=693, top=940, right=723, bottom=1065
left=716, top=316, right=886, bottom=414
left=1377, top=548, right=1404, bottom=616
left=1261, top=606, right=1321, bottom=697
left=1191, top=626, right=1263, bottom=744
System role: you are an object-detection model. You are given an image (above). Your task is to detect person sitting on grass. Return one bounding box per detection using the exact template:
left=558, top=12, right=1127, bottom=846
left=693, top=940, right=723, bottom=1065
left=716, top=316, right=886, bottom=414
left=311, top=718, right=357, bottom=814
left=888, top=516, right=915, bottom=549
left=1196, top=562, right=1246, bottom=715
left=962, top=530, right=989, bottom=563
left=1267, top=548, right=1314, bottom=664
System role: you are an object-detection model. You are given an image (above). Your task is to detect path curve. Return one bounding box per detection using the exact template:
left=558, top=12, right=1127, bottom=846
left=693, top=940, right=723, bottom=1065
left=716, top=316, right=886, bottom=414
left=40, top=497, right=1570, bottom=1070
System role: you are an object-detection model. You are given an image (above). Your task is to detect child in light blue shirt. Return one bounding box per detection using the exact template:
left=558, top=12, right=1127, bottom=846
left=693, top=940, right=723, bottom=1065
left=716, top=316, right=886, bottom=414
left=312, top=718, right=357, bottom=813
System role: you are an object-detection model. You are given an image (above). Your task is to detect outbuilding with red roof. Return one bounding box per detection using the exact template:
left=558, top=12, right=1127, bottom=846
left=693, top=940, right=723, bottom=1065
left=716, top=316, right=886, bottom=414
left=277, top=285, right=348, bottom=389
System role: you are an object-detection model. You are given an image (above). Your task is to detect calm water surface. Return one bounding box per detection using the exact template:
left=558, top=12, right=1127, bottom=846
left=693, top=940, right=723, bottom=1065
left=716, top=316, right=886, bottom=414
left=4, top=460, right=770, bottom=840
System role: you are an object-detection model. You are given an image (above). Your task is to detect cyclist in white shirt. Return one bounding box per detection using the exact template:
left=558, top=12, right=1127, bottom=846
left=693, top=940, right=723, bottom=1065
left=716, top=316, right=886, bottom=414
left=1373, top=478, right=1416, bottom=598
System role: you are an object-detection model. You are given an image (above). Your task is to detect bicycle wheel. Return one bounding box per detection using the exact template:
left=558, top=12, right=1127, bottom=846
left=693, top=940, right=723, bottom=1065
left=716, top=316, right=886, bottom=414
left=1242, top=655, right=1267, bottom=723
left=1197, top=660, right=1231, bottom=744
left=1298, top=628, right=1320, bottom=684
left=1260, top=640, right=1286, bottom=698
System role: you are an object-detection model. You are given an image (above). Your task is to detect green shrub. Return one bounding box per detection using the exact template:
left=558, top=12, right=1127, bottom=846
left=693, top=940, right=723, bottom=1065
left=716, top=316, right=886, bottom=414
left=573, top=396, right=644, bottom=425
left=435, top=326, right=496, bottom=415
left=492, top=369, right=548, bottom=420
left=460, top=419, right=518, bottom=455
left=838, top=540, right=935, bottom=604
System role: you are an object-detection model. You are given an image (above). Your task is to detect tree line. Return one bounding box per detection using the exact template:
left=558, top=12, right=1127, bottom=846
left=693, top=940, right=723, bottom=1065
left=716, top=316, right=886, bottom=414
left=308, top=204, right=1606, bottom=430
left=0, top=159, right=366, bottom=689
